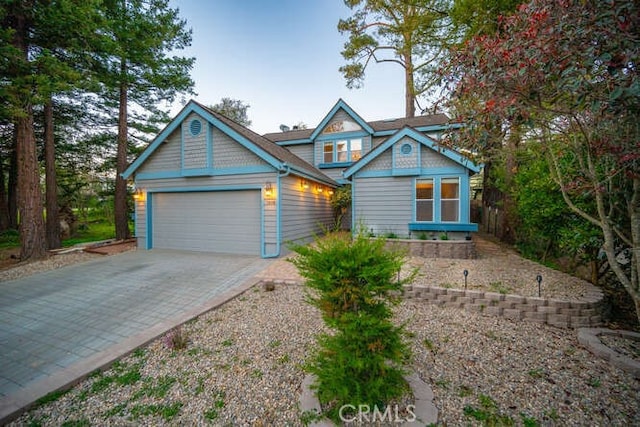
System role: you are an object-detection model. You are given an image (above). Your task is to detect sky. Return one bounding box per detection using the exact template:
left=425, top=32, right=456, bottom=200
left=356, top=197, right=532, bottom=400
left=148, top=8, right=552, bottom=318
left=167, top=0, right=407, bottom=134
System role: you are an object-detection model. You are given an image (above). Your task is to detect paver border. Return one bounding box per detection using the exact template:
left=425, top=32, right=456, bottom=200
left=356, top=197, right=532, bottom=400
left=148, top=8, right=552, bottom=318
left=577, top=328, right=640, bottom=378
left=0, top=274, right=260, bottom=425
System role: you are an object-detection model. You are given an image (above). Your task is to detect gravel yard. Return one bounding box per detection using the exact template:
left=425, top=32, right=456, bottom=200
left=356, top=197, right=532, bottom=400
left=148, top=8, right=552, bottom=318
left=3, top=237, right=639, bottom=425
left=8, top=282, right=640, bottom=426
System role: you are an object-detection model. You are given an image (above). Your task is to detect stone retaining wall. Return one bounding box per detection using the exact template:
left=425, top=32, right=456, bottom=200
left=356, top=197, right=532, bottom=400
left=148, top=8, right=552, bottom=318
left=385, top=239, right=477, bottom=259
left=402, top=284, right=605, bottom=328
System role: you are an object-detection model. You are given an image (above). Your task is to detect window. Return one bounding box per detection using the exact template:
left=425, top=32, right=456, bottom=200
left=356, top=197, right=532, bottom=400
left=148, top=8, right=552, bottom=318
left=321, top=138, right=363, bottom=164
left=416, top=179, right=434, bottom=221
left=351, top=138, right=362, bottom=161
left=336, top=140, right=347, bottom=162
left=441, top=178, right=459, bottom=222
left=323, top=143, right=333, bottom=163
left=322, top=119, right=361, bottom=134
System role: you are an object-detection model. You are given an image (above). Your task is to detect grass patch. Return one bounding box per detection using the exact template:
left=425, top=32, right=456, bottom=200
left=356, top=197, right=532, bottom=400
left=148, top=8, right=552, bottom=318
left=488, top=281, right=512, bottom=295
left=129, top=402, right=183, bottom=421
left=132, top=376, right=176, bottom=400
left=35, top=389, right=70, bottom=406
left=221, top=338, right=234, bottom=347
left=463, top=394, right=514, bottom=426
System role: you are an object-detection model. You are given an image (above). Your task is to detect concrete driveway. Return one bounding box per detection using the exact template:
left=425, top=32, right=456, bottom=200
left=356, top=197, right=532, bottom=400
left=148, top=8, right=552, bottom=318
left=0, top=249, right=271, bottom=420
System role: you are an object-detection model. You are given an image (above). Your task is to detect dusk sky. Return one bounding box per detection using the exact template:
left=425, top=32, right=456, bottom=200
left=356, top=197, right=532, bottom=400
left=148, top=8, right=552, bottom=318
left=168, top=0, right=407, bottom=134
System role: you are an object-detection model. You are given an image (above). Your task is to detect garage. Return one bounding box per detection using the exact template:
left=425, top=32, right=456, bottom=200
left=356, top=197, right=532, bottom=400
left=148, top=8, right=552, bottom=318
left=151, top=191, right=261, bottom=255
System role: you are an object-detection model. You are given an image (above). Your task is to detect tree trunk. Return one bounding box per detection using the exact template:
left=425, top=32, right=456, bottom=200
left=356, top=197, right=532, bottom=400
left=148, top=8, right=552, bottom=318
left=114, top=58, right=131, bottom=240
left=12, top=9, right=46, bottom=260
left=8, top=130, right=18, bottom=229
left=500, top=123, right=520, bottom=244
left=16, top=110, right=47, bottom=260
left=0, top=148, right=10, bottom=231
left=44, top=98, right=61, bottom=249
left=403, top=47, right=415, bottom=118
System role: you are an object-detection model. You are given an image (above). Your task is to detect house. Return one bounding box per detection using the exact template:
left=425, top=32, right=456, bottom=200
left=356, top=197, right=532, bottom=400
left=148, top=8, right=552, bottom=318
left=123, top=99, right=480, bottom=258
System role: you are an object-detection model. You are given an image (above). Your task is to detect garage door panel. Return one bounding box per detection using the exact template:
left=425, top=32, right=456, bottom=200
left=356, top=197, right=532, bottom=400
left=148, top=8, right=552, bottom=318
left=152, top=191, right=260, bottom=255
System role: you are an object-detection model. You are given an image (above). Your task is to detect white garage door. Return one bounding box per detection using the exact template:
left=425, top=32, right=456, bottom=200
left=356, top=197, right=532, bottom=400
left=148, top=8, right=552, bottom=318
left=152, top=191, right=261, bottom=255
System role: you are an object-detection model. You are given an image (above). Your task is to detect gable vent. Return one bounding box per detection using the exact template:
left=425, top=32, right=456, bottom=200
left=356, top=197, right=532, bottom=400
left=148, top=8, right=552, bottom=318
left=190, top=119, right=202, bottom=136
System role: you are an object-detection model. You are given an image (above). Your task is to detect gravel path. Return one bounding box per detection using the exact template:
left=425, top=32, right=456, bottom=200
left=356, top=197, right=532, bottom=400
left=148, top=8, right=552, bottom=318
left=4, top=238, right=639, bottom=425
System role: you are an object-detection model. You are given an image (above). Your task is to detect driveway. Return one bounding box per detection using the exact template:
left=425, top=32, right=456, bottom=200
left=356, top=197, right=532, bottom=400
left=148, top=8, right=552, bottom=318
left=0, top=249, right=271, bottom=415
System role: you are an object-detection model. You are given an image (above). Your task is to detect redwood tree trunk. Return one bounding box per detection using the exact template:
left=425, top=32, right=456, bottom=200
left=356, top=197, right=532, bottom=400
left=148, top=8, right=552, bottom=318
left=114, top=59, right=130, bottom=240
left=16, top=110, right=47, bottom=260
left=13, top=9, right=46, bottom=260
left=44, top=98, right=61, bottom=249
left=0, top=150, right=10, bottom=231
left=8, top=131, right=18, bottom=229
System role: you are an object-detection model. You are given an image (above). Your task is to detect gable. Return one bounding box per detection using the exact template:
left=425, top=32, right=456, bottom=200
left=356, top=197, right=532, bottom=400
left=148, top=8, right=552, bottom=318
left=344, top=127, right=480, bottom=179
left=319, top=108, right=363, bottom=135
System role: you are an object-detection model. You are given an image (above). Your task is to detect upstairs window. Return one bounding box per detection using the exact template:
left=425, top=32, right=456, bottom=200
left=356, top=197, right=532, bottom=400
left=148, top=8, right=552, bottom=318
left=323, top=143, right=333, bottom=163
left=322, top=119, right=361, bottom=134
left=321, top=138, right=362, bottom=164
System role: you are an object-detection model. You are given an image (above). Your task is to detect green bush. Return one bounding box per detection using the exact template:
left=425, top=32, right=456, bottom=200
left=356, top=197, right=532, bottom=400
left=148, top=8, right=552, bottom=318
left=290, top=232, right=415, bottom=421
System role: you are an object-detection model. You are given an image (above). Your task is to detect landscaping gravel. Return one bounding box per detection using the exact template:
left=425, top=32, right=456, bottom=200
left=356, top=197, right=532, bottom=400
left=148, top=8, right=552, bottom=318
left=8, top=282, right=639, bottom=426
left=3, top=238, right=638, bottom=425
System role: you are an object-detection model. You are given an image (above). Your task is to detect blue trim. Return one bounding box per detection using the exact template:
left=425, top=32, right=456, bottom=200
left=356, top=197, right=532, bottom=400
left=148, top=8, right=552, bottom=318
left=123, top=101, right=286, bottom=179
left=315, top=130, right=368, bottom=141
left=146, top=193, right=153, bottom=249
left=180, top=121, right=185, bottom=170
left=408, top=222, right=478, bottom=232
left=319, top=162, right=353, bottom=169
left=147, top=184, right=263, bottom=193
left=275, top=139, right=313, bottom=146
left=392, top=168, right=421, bottom=176
left=135, top=165, right=276, bottom=180
left=182, top=168, right=211, bottom=177
left=352, top=166, right=467, bottom=179
left=310, top=99, right=374, bottom=140
left=206, top=123, right=213, bottom=168
left=372, top=123, right=462, bottom=138
left=343, top=127, right=480, bottom=179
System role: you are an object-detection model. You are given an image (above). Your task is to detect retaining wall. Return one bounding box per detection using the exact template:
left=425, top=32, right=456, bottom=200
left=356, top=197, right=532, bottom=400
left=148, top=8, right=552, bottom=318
left=401, top=284, right=604, bottom=328
left=385, top=239, right=477, bottom=259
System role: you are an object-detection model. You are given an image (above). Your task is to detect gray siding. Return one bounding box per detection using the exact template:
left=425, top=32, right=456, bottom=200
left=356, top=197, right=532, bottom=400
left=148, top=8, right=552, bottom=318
left=138, top=131, right=181, bottom=174
left=393, top=137, right=419, bottom=171
left=318, top=167, right=345, bottom=182
left=422, top=146, right=459, bottom=169
left=353, top=177, right=413, bottom=237
left=367, top=148, right=392, bottom=171
left=280, top=174, right=333, bottom=245
left=285, top=144, right=314, bottom=164
left=212, top=128, right=267, bottom=169
left=182, top=113, right=207, bottom=169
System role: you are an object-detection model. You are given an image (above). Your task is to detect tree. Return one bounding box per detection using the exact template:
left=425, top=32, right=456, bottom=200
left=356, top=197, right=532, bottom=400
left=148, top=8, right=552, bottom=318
left=209, top=98, right=251, bottom=127
left=338, top=0, right=450, bottom=117
left=446, top=0, right=524, bottom=243
left=447, top=0, right=640, bottom=322
left=0, top=0, right=100, bottom=259
left=98, top=0, right=195, bottom=240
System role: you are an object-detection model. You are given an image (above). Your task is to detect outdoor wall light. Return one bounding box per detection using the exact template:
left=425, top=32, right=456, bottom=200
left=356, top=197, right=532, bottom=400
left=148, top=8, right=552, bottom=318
left=301, top=179, right=309, bottom=190
left=133, top=189, right=145, bottom=202
left=328, top=189, right=334, bottom=195
left=264, top=182, right=274, bottom=198
left=316, top=186, right=324, bottom=193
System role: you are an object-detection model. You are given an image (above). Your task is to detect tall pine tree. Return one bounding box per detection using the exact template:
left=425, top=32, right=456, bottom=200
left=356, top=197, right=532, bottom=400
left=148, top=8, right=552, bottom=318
left=97, top=0, right=194, bottom=240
